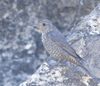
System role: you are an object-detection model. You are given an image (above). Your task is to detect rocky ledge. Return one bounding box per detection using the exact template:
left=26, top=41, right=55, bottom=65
left=19, top=4, right=100, bottom=86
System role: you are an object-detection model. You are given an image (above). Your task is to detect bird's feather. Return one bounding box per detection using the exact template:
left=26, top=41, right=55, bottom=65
left=47, top=30, right=83, bottom=61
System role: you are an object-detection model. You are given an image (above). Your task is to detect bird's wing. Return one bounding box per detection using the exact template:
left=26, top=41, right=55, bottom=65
left=47, top=30, right=82, bottom=61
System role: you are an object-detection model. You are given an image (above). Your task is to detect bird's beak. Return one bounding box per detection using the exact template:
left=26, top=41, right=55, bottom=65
left=34, top=26, right=38, bottom=32
left=34, top=25, right=37, bottom=28
left=34, top=25, right=41, bottom=33
left=33, top=19, right=38, bottom=31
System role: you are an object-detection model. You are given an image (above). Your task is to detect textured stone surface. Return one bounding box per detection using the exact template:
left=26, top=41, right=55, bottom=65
left=19, top=62, right=98, bottom=86
left=0, top=0, right=100, bottom=86
left=19, top=62, right=87, bottom=86
left=19, top=4, right=100, bottom=86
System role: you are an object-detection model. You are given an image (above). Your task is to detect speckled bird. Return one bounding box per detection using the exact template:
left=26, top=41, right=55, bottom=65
left=34, top=19, right=100, bottom=82
left=34, top=19, right=83, bottom=65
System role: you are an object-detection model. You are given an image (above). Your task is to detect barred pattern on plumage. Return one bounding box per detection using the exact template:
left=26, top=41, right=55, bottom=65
left=42, top=33, right=78, bottom=64
left=34, top=19, right=100, bottom=82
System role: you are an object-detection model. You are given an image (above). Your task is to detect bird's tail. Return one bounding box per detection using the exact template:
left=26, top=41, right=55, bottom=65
left=78, top=59, right=100, bottom=83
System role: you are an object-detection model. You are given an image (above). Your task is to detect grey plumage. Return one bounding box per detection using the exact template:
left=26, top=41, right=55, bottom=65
left=34, top=19, right=100, bottom=82
left=34, top=19, right=83, bottom=65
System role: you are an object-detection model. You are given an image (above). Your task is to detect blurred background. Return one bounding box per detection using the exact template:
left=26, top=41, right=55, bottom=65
left=0, top=0, right=100, bottom=86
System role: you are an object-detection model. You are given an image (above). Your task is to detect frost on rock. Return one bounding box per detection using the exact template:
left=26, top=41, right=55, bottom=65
left=20, top=4, right=100, bottom=86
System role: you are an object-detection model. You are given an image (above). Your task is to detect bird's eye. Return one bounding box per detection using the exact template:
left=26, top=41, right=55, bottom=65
left=42, top=23, right=46, bottom=26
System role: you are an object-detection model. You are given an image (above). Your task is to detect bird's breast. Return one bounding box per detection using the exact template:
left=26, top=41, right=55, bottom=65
left=42, top=34, right=63, bottom=59
left=42, top=34, right=78, bottom=64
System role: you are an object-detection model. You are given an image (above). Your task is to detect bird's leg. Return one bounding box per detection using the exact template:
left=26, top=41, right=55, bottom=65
left=54, top=58, right=69, bottom=67
left=55, top=59, right=62, bottom=66
left=46, top=56, right=67, bottom=69
left=45, top=56, right=59, bottom=69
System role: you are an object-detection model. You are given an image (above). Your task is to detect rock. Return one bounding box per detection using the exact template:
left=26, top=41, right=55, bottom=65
left=0, top=0, right=99, bottom=86
left=19, top=4, right=100, bottom=86
left=19, top=62, right=97, bottom=86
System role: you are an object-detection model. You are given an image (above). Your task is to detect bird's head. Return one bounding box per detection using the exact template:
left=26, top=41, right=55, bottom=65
left=34, top=19, right=55, bottom=33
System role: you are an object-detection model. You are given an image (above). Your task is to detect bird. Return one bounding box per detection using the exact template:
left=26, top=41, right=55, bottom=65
left=34, top=19, right=100, bottom=82
left=34, top=19, right=84, bottom=64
